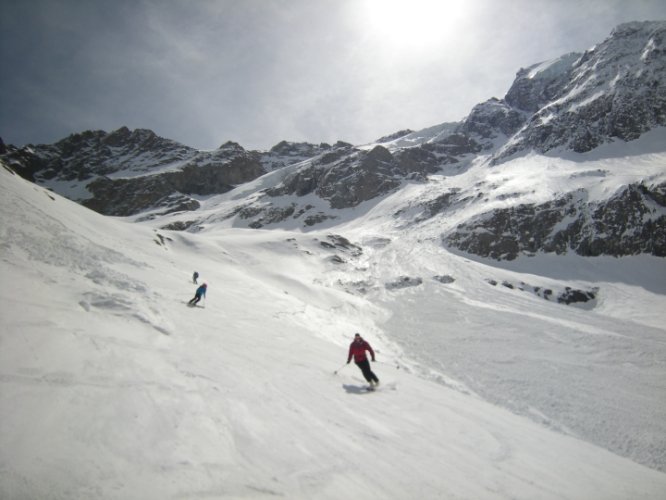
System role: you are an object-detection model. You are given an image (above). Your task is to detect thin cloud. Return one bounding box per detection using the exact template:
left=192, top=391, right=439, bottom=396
left=1, top=0, right=665, bottom=150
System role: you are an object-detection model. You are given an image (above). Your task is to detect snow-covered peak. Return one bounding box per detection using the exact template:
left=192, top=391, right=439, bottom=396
left=362, top=122, right=460, bottom=151
left=525, top=52, right=582, bottom=81
left=496, top=20, right=666, bottom=159
left=611, top=20, right=664, bottom=37
left=216, top=140, right=246, bottom=153
left=504, top=53, right=580, bottom=114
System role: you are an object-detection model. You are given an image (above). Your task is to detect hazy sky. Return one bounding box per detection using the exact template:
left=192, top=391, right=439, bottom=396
left=1, top=0, right=665, bottom=150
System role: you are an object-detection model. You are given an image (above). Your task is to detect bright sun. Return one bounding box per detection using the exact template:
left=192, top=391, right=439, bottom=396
left=360, top=0, right=467, bottom=51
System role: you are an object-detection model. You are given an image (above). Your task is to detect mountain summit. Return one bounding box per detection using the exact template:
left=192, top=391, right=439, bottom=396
left=2, top=21, right=665, bottom=259
left=498, top=21, right=666, bottom=158
left=2, top=22, right=666, bottom=497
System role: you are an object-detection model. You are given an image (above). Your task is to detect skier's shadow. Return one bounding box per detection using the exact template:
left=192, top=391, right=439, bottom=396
left=342, top=384, right=370, bottom=394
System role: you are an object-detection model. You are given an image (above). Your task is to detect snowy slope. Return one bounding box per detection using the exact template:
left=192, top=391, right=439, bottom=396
left=2, top=160, right=666, bottom=499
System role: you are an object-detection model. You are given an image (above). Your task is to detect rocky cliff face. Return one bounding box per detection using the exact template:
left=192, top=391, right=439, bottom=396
left=444, top=183, right=666, bottom=260
left=2, top=21, right=665, bottom=259
left=496, top=21, right=666, bottom=158
left=437, top=21, right=666, bottom=259
left=266, top=143, right=442, bottom=209
left=1, top=127, right=331, bottom=216
left=8, top=127, right=196, bottom=182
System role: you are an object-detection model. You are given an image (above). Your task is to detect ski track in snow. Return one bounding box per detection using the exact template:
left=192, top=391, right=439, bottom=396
left=1, top=165, right=666, bottom=499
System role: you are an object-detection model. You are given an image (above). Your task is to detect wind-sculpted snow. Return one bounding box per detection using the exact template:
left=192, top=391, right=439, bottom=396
left=2, top=166, right=666, bottom=499
left=496, top=21, right=666, bottom=159
left=1, top=182, right=141, bottom=271
left=0, top=168, right=174, bottom=337
left=505, top=52, right=582, bottom=113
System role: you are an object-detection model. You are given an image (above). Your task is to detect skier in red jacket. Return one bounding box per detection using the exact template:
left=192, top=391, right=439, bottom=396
left=347, top=333, right=380, bottom=388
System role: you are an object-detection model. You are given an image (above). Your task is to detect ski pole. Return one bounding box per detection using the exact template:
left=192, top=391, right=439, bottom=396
left=333, top=363, right=348, bottom=375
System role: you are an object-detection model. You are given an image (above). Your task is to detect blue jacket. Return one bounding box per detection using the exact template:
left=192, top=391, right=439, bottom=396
left=195, top=285, right=207, bottom=298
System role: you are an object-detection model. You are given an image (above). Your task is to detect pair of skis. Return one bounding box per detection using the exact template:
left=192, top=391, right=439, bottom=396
left=334, top=364, right=384, bottom=392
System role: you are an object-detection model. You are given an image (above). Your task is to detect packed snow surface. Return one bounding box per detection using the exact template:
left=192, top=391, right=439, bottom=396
left=1, top=161, right=666, bottom=499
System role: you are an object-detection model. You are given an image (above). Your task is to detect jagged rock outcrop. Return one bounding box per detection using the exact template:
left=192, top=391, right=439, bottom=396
left=496, top=21, right=666, bottom=159
left=226, top=140, right=456, bottom=227
left=83, top=156, right=266, bottom=216
left=457, top=98, right=526, bottom=139
left=377, top=129, right=414, bottom=143
left=319, top=145, right=421, bottom=209
left=1, top=127, right=329, bottom=216
left=504, top=52, right=582, bottom=113
left=10, top=128, right=196, bottom=182
left=1, top=22, right=664, bottom=262
left=444, top=182, right=666, bottom=259
left=266, top=144, right=442, bottom=210
left=261, top=141, right=337, bottom=171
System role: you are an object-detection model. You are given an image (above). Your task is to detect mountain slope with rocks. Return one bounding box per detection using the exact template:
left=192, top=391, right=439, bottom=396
left=1, top=127, right=335, bottom=216
left=2, top=141, right=666, bottom=499
left=497, top=21, right=666, bottom=159
left=1, top=21, right=665, bottom=260
left=2, top=22, right=666, bottom=497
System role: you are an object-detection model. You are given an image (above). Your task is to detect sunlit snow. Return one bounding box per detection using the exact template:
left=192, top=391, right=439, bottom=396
left=1, top=145, right=665, bottom=499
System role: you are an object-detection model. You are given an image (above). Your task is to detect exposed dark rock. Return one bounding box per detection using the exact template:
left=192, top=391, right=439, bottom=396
left=269, top=140, right=330, bottom=157
left=318, top=234, right=363, bottom=256
left=422, top=133, right=484, bottom=157
left=495, top=21, right=666, bottom=160
left=303, top=213, right=337, bottom=226
left=267, top=144, right=421, bottom=210
left=417, top=189, right=465, bottom=221
left=458, top=99, right=526, bottom=138
left=376, top=129, right=414, bottom=143
left=159, top=220, right=198, bottom=231
left=80, top=155, right=265, bottom=216
left=337, top=279, right=376, bottom=295
left=385, top=276, right=423, bottom=290
left=505, top=53, right=580, bottom=113
left=433, top=275, right=455, bottom=284
left=217, top=141, right=246, bottom=154
left=558, top=287, right=598, bottom=305
left=245, top=204, right=298, bottom=229
left=1, top=21, right=663, bottom=255
left=488, top=277, right=598, bottom=306
left=1, top=127, right=329, bottom=216
left=445, top=182, right=666, bottom=259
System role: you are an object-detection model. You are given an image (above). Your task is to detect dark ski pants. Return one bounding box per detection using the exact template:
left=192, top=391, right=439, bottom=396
left=355, top=359, right=379, bottom=383
left=189, top=294, right=202, bottom=305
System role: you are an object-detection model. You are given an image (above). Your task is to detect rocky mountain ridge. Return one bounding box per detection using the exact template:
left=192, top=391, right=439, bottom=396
left=445, top=182, right=666, bottom=258
left=2, top=126, right=339, bottom=216
left=2, top=21, right=665, bottom=259
left=496, top=21, right=666, bottom=159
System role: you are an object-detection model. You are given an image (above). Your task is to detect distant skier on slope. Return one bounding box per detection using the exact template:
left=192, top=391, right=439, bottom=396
left=347, top=333, right=380, bottom=388
left=188, top=283, right=207, bottom=306
left=192, top=271, right=199, bottom=284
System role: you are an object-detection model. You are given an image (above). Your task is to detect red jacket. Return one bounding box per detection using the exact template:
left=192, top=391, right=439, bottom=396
left=348, top=339, right=375, bottom=363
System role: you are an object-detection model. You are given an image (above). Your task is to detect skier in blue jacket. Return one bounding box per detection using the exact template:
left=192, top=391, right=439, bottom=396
left=189, top=283, right=207, bottom=306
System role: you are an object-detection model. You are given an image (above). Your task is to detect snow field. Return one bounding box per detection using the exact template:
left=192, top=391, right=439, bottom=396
left=1, top=166, right=666, bottom=499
